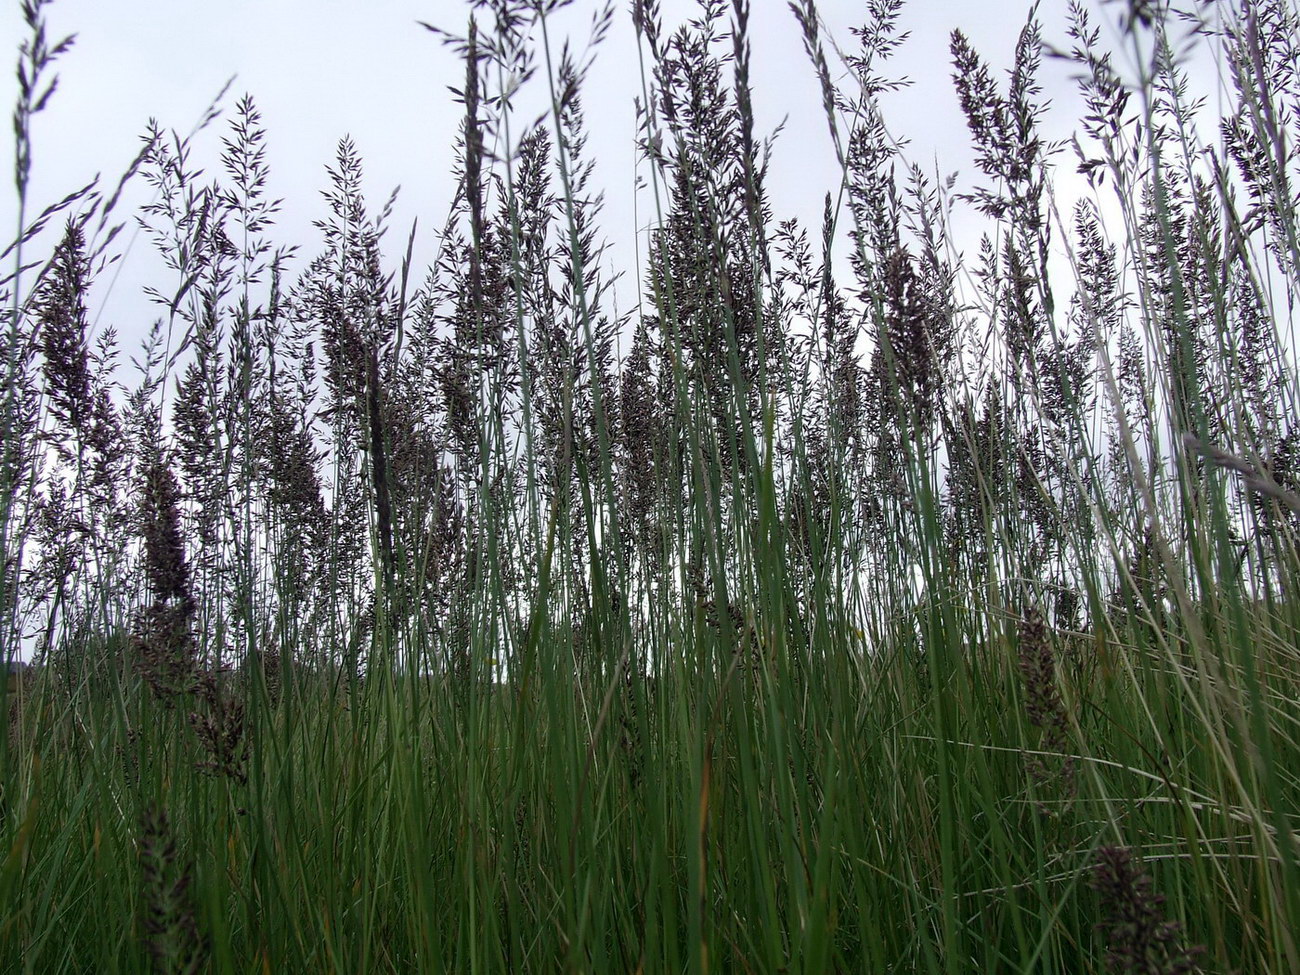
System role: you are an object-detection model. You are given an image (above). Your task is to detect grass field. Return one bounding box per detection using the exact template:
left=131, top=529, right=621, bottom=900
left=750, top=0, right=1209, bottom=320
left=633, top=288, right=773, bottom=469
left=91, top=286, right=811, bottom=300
left=4, top=0, right=1300, bottom=971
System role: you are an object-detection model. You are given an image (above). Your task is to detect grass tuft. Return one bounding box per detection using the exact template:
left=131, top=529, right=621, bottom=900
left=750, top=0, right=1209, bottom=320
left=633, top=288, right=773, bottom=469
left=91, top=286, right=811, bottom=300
left=2, top=0, right=1300, bottom=970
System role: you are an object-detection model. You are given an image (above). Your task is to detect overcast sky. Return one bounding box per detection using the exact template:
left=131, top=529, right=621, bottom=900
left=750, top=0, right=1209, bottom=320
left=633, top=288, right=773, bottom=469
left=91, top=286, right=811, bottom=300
left=0, top=0, right=1202, bottom=345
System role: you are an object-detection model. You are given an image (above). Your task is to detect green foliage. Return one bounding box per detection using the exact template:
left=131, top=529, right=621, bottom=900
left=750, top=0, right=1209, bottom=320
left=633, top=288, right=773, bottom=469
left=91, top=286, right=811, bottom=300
left=3, top=0, right=1300, bottom=971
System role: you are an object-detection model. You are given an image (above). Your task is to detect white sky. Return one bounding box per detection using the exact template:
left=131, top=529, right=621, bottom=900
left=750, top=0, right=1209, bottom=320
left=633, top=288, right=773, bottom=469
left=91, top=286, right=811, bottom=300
left=0, top=1, right=1187, bottom=347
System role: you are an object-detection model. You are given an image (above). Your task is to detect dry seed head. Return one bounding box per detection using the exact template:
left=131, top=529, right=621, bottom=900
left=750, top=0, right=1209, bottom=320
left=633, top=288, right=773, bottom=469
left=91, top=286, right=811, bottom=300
left=1089, top=846, right=1204, bottom=974
left=1017, top=605, right=1061, bottom=731
left=138, top=803, right=208, bottom=975
left=1016, top=603, right=1077, bottom=805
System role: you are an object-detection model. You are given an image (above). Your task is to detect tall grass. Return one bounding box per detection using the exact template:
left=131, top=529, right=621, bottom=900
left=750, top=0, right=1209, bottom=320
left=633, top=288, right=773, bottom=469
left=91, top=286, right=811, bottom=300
left=3, top=0, right=1300, bottom=971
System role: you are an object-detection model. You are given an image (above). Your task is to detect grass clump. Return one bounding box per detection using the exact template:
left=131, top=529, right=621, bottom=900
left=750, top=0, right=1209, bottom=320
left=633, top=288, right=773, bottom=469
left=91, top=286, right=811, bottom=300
left=3, top=0, right=1300, bottom=971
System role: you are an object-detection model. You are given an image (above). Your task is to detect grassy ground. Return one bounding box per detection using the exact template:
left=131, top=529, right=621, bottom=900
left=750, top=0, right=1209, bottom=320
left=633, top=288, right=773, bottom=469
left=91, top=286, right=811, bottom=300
left=4, top=0, right=1300, bottom=971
